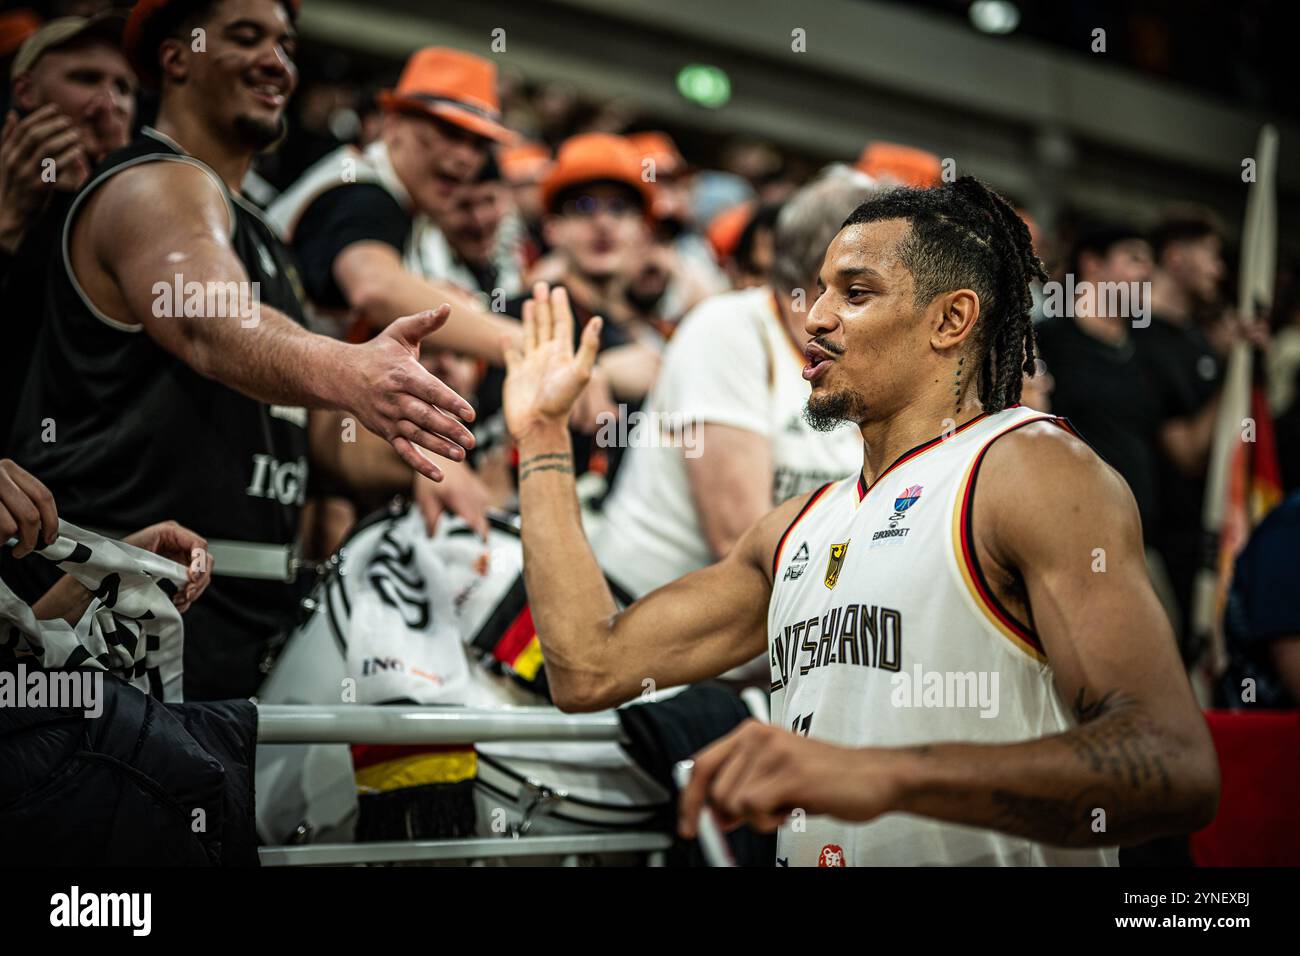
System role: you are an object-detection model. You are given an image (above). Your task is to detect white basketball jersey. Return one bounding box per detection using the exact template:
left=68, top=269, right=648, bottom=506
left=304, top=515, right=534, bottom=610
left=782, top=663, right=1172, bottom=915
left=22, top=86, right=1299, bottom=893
left=767, top=405, right=1117, bottom=867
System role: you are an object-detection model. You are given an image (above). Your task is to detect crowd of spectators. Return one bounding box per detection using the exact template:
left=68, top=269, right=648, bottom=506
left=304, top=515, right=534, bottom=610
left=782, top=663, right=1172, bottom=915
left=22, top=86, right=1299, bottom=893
left=2, top=0, right=1298, bottom=718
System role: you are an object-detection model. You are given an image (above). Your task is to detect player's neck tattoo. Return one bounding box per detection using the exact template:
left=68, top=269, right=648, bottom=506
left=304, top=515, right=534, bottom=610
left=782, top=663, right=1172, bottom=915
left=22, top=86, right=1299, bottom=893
left=519, top=451, right=574, bottom=481
left=953, top=356, right=965, bottom=412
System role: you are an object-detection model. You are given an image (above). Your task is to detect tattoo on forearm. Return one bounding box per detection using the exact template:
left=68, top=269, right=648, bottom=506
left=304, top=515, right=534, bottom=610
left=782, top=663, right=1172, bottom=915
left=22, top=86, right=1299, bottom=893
left=990, top=785, right=1116, bottom=846
left=1061, top=699, right=1173, bottom=795
left=986, top=690, right=1185, bottom=846
left=518, top=452, right=574, bottom=481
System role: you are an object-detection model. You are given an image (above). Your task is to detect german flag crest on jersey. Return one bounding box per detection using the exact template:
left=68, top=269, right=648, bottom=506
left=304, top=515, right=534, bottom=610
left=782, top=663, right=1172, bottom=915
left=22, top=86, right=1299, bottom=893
left=824, top=541, right=850, bottom=589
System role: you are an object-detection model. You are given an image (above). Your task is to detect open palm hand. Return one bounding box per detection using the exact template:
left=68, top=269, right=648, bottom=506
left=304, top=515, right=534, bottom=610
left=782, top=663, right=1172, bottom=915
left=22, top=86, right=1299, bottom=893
left=502, top=283, right=603, bottom=441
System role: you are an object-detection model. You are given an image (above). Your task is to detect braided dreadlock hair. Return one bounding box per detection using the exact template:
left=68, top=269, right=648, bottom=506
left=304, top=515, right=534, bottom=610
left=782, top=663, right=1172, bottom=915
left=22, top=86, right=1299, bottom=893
left=841, top=176, right=1045, bottom=411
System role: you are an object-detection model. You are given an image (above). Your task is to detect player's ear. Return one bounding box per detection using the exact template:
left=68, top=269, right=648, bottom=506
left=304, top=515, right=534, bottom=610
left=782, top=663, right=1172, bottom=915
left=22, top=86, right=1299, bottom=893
left=158, top=37, right=190, bottom=85
left=931, top=288, right=980, bottom=351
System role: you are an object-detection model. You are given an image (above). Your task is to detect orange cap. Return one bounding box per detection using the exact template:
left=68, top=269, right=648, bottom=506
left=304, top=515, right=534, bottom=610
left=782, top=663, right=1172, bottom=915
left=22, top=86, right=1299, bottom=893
left=626, top=130, right=687, bottom=178
left=855, top=141, right=943, bottom=188
left=498, top=141, right=552, bottom=184
left=124, top=0, right=300, bottom=88
left=377, top=46, right=515, bottom=144
left=0, top=9, right=41, bottom=58
left=541, top=133, right=655, bottom=216
left=706, top=202, right=755, bottom=262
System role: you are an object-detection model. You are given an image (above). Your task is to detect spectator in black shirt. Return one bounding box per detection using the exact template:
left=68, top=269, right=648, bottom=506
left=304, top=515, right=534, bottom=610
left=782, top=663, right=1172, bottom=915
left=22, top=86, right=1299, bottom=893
left=268, top=46, right=520, bottom=357
left=1136, top=209, right=1230, bottom=656
left=0, top=13, right=135, bottom=451
left=1035, top=223, right=1160, bottom=533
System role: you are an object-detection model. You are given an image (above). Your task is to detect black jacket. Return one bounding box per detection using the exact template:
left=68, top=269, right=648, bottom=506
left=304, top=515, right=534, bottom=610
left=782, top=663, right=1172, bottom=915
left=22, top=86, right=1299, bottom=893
left=0, top=670, right=259, bottom=865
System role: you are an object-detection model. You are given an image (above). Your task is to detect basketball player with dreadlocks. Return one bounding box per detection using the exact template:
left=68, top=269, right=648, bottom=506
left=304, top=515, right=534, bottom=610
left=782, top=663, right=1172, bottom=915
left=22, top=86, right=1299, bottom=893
left=502, top=177, right=1219, bottom=866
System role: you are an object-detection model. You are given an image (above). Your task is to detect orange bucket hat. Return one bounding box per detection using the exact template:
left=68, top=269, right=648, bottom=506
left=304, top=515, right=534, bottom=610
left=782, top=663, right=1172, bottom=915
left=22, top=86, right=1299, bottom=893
left=855, top=141, right=943, bottom=188
left=377, top=46, right=515, bottom=144
left=541, top=133, right=655, bottom=216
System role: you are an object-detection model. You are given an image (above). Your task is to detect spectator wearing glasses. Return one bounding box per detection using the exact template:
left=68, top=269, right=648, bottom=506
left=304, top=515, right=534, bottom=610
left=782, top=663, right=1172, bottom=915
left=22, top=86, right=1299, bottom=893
left=523, top=133, right=662, bottom=399
left=473, top=134, right=664, bottom=488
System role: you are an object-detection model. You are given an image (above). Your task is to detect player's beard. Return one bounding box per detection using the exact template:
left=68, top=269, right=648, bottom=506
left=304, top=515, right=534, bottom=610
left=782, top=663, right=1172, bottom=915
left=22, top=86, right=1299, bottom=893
left=234, top=113, right=287, bottom=151
left=804, top=387, right=867, bottom=431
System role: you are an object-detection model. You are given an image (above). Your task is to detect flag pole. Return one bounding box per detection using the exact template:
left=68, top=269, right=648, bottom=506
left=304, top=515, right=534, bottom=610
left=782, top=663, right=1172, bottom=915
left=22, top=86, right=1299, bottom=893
left=1191, top=124, right=1278, bottom=680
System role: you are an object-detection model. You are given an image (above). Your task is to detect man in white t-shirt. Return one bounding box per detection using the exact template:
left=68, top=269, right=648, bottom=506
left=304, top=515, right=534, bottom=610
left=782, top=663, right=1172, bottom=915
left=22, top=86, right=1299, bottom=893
left=593, top=173, right=878, bottom=598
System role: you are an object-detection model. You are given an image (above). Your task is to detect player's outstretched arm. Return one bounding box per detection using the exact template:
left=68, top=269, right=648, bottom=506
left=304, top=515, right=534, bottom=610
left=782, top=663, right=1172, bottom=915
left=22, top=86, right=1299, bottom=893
left=680, top=424, right=1219, bottom=848
left=505, top=282, right=786, bottom=712
left=83, top=162, right=476, bottom=480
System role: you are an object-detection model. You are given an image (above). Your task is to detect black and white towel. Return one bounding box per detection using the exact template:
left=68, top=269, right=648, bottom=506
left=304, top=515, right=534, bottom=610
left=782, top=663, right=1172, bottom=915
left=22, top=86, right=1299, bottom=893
left=0, top=522, right=187, bottom=701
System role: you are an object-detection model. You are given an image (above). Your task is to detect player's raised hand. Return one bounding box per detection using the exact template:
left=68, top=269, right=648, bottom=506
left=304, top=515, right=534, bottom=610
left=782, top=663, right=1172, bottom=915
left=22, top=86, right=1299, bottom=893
left=502, top=282, right=603, bottom=441
left=347, top=304, right=477, bottom=482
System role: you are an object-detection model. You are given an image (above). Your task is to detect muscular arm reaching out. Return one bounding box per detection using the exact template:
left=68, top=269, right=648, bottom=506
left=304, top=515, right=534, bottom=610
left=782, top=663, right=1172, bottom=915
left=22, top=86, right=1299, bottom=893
left=505, top=283, right=791, bottom=710
left=72, top=161, right=475, bottom=480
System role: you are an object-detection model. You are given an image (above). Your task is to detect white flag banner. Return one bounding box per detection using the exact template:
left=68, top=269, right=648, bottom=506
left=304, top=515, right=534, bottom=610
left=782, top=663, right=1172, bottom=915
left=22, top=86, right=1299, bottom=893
left=344, top=510, right=475, bottom=706
left=0, top=522, right=188, bottom=702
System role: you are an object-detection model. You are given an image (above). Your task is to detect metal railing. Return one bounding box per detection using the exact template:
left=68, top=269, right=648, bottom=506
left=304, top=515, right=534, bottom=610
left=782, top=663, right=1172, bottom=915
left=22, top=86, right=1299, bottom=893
left=260, top=833, right=671, bottom=867
left=255, top=704, right=669, bottom=867
left=257, top=704, right=628, bottom=745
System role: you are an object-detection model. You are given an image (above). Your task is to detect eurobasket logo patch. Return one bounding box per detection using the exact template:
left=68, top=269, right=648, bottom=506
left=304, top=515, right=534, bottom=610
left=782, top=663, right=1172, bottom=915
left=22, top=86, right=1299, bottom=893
left=893, top=485, right=923, bottom=513
left=824, top=541, right=850, bottom=589
left=870, top=484, right=924, bottom=549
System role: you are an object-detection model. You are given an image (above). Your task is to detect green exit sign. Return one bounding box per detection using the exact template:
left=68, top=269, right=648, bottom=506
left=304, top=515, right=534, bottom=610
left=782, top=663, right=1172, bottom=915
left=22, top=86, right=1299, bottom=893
left=676, top=64, right=731, bottom=109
